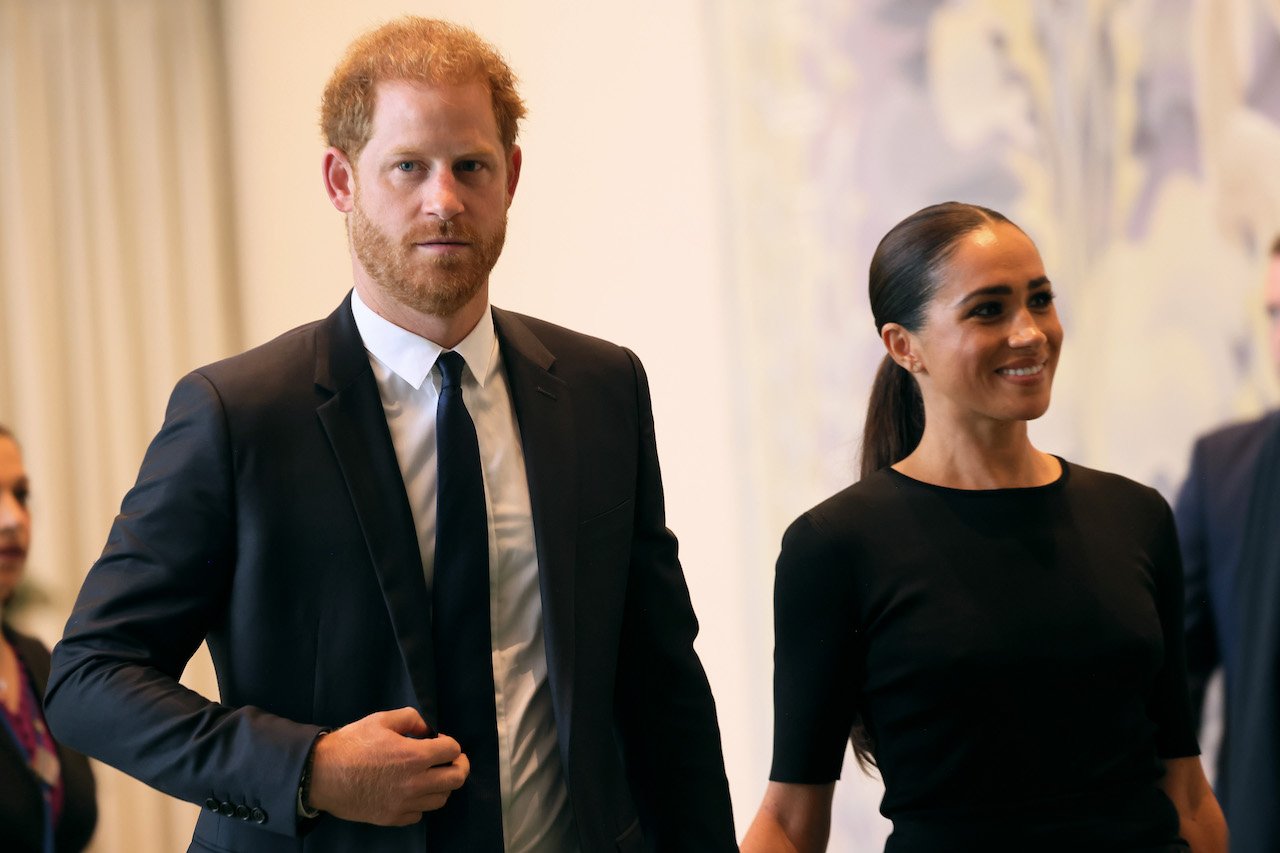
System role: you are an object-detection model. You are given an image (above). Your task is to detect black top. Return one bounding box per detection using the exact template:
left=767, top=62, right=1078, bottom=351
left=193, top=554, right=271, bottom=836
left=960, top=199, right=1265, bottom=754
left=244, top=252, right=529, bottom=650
left=770, top=460, right=1198, bottom=853
left=0, top=626, right=96, bottom=853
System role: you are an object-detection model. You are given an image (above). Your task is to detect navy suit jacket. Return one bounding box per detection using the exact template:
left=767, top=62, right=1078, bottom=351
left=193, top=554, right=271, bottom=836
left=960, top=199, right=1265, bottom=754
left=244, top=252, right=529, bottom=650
left=1173, top=410, right=1280, bottom=828
left=44, top=295, right=736, bottom=852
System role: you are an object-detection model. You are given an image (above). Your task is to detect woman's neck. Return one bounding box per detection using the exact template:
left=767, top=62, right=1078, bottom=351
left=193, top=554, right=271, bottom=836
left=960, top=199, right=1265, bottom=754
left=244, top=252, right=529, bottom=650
left=893, top=420, right=1059, bottom=490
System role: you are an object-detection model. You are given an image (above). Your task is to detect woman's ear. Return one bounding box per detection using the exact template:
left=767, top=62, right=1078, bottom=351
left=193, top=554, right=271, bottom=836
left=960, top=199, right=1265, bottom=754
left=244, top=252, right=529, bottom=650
left=881, top=323, right=924, bottom=374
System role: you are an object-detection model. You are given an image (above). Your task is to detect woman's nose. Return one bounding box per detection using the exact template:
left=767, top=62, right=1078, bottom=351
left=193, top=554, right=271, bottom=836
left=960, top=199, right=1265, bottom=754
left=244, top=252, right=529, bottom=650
left=1008, top=315, right=1047, bottom=348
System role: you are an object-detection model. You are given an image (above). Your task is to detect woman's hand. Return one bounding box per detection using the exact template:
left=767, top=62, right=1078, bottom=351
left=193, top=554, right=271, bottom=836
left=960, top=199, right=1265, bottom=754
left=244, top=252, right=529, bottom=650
left=740, top=781, right=836, bottom=853
left=1159, top=756, right=1227, bottom=853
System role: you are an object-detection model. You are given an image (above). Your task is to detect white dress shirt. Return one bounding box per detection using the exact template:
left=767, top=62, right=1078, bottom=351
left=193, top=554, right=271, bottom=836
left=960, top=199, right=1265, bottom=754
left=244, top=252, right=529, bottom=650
left=351, top=289, right=578, bottom=853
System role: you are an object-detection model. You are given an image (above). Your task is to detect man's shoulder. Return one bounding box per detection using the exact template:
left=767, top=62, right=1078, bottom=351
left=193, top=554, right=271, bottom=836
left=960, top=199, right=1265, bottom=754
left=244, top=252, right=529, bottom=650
left=492, top=307, right=641, bottom=382
left=1193, top=409, right=1280, bottom=466
left=200, top=318, right=325, bottom=377
left=494, top=307, right=629, bottom=357
left=193, top=297, right=356, bottom=389
left=179, top=320, right=322, bottom=413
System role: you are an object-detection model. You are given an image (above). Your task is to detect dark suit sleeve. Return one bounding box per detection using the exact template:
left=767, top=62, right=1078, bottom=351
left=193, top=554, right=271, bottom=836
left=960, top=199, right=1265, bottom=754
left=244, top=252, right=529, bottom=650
left=44, top=371, right=323, bottom=837
left=611, top=349, right=737, bottom=851
left=1173, top=437, right=1219, bottom=730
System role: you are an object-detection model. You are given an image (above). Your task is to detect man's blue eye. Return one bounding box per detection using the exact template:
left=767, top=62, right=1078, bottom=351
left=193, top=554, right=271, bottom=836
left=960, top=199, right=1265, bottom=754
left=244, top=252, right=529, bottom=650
left=396, top=162, right=417, bottom=172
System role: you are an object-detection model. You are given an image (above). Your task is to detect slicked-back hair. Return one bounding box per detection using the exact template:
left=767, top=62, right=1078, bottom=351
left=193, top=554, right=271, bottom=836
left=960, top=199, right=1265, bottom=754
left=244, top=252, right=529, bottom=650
left=860, top=202, right=1020, bottom=479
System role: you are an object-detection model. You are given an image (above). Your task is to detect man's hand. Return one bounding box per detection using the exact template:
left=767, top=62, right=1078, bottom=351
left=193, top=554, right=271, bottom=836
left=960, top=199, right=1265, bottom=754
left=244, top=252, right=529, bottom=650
left=307, top=707, right=470, bottom=826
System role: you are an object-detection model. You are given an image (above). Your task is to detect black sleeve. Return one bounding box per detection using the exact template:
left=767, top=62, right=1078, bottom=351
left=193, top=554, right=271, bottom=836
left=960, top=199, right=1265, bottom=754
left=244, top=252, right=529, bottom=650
left=1146, top=496, right=1202, bottom=759
left=1172, top=438, right=1218, bottom=730
left=769, top=512, right=861, bottom=783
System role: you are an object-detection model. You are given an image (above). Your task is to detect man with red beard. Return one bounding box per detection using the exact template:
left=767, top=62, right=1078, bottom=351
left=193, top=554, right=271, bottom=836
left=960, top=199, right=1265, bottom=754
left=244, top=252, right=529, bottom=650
left=45, top=17, right=736, bottom=853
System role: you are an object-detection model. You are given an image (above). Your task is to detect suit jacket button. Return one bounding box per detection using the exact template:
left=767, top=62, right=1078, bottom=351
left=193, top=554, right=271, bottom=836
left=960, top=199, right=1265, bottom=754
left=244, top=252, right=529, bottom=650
left=204, top=798, right=219, bottom=811
left=218, top=802, right=235, bottom=817
left=251, top=807, right=267, bottom=824
left=235, top=804, right=251, bottom=820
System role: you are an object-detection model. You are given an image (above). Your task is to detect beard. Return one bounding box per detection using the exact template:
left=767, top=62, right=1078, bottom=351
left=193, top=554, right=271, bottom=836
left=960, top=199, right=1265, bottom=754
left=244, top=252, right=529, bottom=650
left=349, top=196, right=507, bottom=319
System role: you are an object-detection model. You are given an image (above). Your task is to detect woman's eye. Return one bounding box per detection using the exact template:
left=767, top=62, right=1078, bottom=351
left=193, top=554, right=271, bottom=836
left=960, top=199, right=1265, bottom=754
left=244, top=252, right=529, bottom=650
left=970, top=302, right=1002, bottom=318
left=1030, top=291, right=1056, bottom=309
left=12, top=487, right=28, bottom=507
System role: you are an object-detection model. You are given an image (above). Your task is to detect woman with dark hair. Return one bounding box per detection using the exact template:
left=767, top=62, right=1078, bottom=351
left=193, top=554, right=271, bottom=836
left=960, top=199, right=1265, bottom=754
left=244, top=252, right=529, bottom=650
left=741, top=203, right=1226, bottom=852
left=0, top=426, right=96, bottom=853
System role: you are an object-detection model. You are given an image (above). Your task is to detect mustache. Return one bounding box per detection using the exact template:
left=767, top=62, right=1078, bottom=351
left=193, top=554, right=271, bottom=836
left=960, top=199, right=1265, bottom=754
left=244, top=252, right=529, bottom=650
left=406, top=220, right=474, bottom=243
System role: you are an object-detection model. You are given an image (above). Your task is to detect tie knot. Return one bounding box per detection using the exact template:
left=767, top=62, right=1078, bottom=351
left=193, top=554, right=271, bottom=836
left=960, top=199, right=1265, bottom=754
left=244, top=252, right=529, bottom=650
left=437, top=351, right=466, bottom=390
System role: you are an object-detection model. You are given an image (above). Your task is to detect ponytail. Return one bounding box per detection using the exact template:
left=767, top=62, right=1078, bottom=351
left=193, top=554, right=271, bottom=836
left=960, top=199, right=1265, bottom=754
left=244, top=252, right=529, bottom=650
left=860, top=354, right=923, bottom=479
left=861, top=201, right=1014, bottom=478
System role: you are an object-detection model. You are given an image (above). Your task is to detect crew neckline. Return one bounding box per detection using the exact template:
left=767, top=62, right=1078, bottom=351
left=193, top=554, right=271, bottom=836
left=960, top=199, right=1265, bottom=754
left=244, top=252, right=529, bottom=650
left=883, top=455, right=1070, bottom=495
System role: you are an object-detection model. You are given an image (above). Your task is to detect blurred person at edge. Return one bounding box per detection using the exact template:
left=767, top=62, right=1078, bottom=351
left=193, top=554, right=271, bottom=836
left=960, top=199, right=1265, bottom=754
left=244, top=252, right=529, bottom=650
left=41, top=16, right=734, bottom=853
left=1174, top=233, right=1280, bottom=853
left=740, top=203, right=1227, bottom=853
left=0, top=425, right=97, bottom=853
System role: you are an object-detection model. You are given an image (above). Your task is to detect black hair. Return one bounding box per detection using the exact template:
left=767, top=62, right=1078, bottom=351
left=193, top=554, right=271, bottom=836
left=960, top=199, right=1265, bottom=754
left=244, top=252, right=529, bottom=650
left=860, top=201, right=1018, bottom=479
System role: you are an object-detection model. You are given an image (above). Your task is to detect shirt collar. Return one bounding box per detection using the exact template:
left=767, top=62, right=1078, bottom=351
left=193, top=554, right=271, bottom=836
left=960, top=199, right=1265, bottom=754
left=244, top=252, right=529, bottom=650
left=350, top=287, right=497, bottom=390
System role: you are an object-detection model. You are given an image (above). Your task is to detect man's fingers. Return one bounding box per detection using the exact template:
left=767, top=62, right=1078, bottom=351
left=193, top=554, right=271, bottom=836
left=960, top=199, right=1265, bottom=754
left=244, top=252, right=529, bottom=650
left=402, top=752, right=469, bottom=813
left=309, top=712, right=472, bottom=826
left=418, top=792, right=452, bottom=812
left=420, top=733, right=463, bottom=766
left=378, top=706, right=430, bottom=737
left=424, top=754, right=469, bottom=791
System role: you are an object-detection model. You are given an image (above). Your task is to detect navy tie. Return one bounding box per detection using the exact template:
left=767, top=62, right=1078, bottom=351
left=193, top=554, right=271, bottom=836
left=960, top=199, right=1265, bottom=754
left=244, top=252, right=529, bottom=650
left=428, top=351, right=503, bottom=851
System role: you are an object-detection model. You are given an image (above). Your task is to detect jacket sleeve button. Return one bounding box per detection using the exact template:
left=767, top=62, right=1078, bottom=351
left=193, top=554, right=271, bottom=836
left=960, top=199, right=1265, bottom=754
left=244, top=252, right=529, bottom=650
left=251, top=807, right=267, bottom=824
left=218, top=802, right=235, bottom=817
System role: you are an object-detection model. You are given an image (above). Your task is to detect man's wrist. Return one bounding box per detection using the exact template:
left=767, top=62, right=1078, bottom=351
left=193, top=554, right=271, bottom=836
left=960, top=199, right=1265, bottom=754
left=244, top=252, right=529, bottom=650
left=297, top=730, right=329, bottom=819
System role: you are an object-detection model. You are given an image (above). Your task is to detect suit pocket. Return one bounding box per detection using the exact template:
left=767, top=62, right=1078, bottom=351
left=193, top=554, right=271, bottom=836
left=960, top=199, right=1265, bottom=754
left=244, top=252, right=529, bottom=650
left=580, top=497, right=633, bottom=528
left=615, top=816, right=644, bottom=852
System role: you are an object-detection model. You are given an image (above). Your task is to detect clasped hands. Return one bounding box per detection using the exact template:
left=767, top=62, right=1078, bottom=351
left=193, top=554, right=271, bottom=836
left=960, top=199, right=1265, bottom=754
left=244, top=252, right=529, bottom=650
left=307, top=707, right=470, bottom=826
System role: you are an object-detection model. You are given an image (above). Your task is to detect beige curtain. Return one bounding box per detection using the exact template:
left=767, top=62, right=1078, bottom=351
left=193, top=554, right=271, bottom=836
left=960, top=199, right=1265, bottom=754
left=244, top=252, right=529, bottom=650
left=0, top=0, right=239, bottom=850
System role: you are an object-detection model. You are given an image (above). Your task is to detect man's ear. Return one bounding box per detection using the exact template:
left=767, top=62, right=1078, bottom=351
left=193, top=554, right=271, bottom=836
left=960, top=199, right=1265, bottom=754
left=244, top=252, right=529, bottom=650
left=323, top=147, right=356, bottom=213
left=881, top=323, right=924, bottom=374
left=505, top=144, right=522, bottom=206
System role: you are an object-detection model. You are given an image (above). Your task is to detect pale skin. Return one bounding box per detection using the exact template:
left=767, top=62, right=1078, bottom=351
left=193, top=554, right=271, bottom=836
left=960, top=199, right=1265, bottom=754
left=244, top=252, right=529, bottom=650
left=742, top=223, right=1226, bottom=852
left=322, top=78, right=521, bottom=349
left=306, top=78, right=521, bottom=825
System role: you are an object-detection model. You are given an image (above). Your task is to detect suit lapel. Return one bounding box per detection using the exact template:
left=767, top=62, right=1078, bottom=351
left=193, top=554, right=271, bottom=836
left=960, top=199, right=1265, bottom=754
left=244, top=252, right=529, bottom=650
left=493, top=308, right=578, bottom=746
left=313, top=294, right=439, bottom=729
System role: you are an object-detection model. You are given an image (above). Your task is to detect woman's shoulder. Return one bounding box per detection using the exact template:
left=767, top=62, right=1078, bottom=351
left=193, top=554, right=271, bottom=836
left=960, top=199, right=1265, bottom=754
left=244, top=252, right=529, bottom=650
left=783, top=468, right=908, bottom=545
left=807, top=464, right=903, bottom=512
left=1060, top=458, right=1167, bottom=506
left=1056, top=459, right=1174, bottom=541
